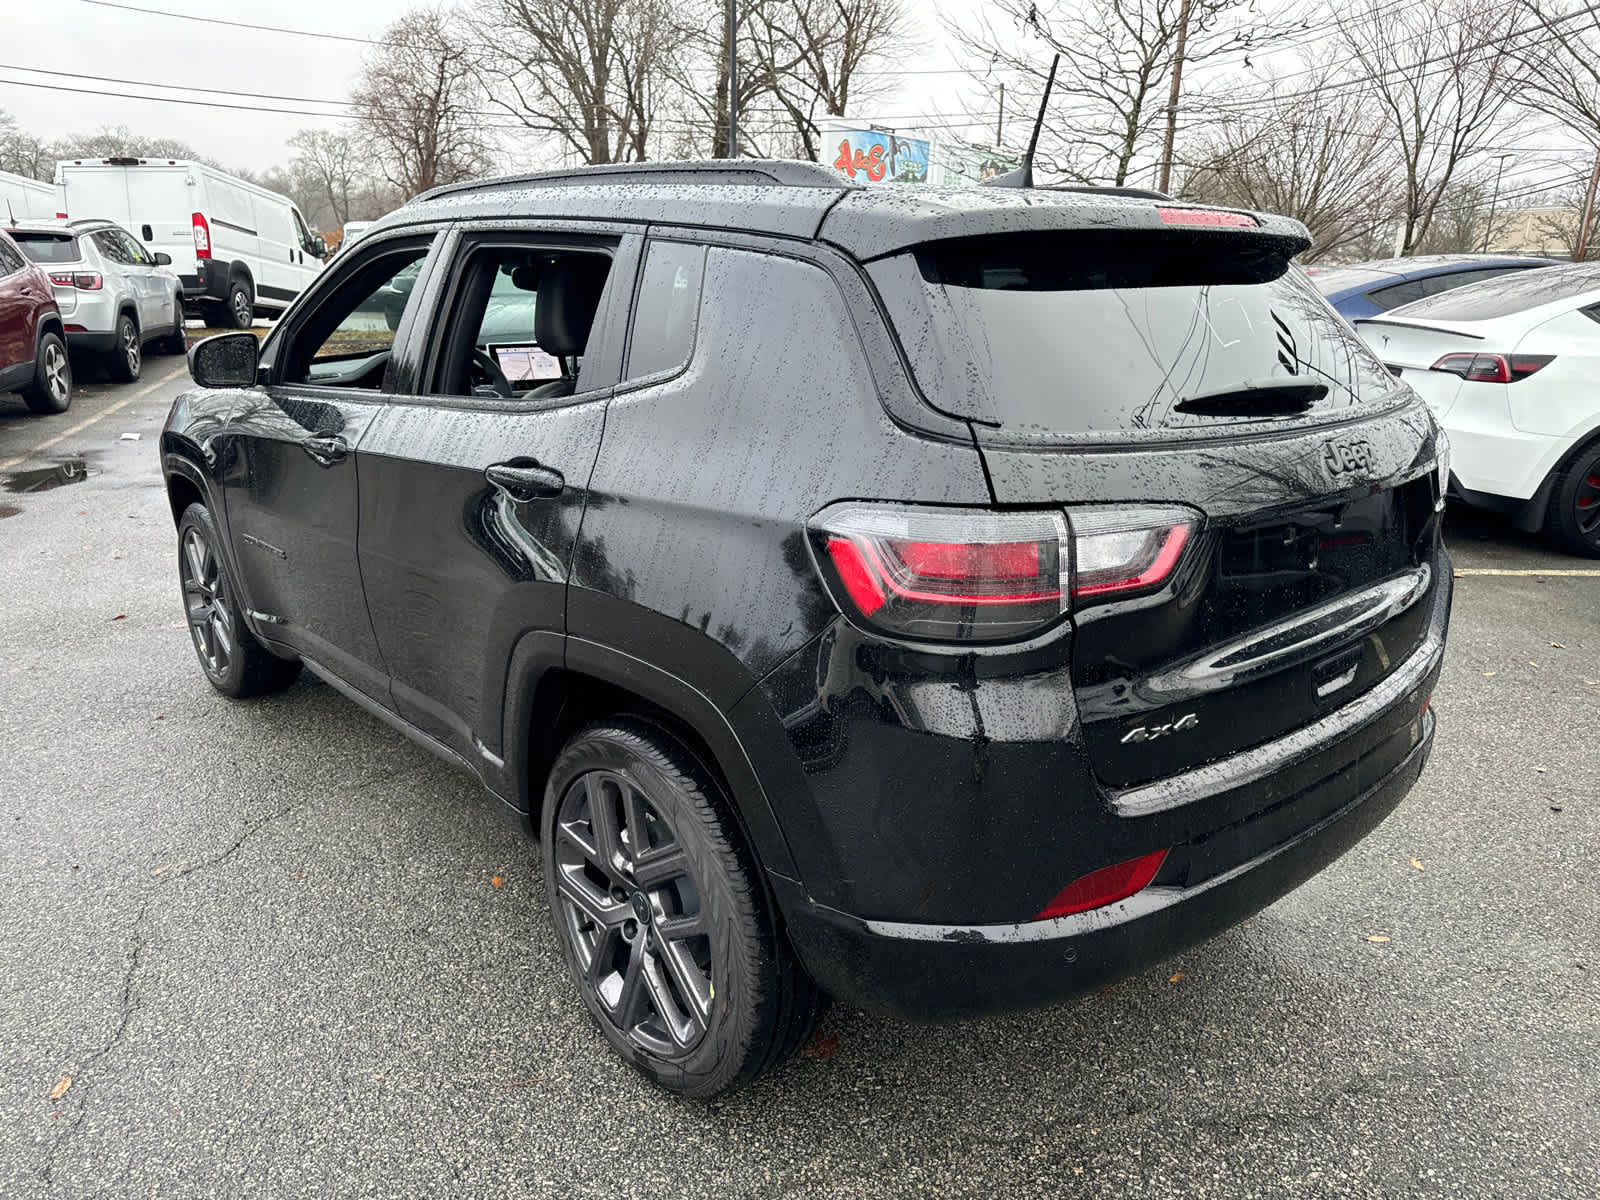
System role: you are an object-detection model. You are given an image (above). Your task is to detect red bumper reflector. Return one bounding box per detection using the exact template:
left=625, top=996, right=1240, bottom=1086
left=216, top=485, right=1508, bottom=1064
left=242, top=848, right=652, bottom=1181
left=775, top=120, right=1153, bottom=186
left=1157, top=207, right=1257, bottom=228
left=1035, top=849, right=1169, bottom=921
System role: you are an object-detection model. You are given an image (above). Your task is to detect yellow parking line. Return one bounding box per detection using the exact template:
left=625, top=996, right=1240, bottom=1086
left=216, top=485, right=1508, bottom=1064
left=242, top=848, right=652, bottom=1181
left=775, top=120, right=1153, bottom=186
left=0, top=362, right=186, bottom=473
left=1454, top=568, right=1600, bottom=577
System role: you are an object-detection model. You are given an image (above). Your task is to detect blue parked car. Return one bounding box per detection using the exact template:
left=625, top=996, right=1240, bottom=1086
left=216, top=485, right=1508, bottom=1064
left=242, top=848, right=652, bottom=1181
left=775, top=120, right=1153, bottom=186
left=1306, top=254, right=1557, bottom=320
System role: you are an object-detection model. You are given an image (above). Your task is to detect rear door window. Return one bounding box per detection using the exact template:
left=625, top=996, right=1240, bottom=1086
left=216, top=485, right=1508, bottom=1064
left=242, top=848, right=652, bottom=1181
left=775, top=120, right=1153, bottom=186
left=92, top=230, right=134, bottom=266
left=868, top=230, right=1401, bottom=441
left=624, top=240, right=705, bottom=381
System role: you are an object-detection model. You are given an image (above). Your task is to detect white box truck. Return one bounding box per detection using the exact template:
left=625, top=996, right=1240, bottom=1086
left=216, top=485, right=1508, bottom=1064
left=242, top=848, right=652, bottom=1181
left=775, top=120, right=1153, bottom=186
left=56, top=157, right=327, bottom=328
left=0, top=168, right=60, bottom=222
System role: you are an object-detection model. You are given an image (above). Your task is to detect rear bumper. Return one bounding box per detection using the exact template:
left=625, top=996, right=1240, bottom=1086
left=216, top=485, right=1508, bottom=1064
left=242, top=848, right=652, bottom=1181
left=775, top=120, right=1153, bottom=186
left=179, top=260, right=231, bottom=304
left=775, top=719, right=1432, bottom=1020
left=64, top=329, right=119, bottom=355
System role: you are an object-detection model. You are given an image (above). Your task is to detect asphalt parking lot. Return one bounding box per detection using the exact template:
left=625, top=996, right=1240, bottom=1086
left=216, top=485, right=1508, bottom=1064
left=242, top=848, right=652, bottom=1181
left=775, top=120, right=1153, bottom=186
left=2, top=361, right=1596, bottom=1199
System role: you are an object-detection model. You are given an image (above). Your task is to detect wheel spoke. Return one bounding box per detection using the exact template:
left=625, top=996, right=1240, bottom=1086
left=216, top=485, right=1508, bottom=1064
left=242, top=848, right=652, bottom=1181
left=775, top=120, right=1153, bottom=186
left=183, top=533, right=206, bottom=585
left=584, top=774, right=626, bottom=875
left=655, top=910, right=706, bottom=942
left=653, top=932, right=711, bottom=1026
left=620, top=783, right=651, bottom=864
left=555, top=865, right=629, bottom=930
left=634, top=846, right=690, bottom=891
left=209, top=613, right=232, bottom=657
left=613, top=939, right=649, bottom=1027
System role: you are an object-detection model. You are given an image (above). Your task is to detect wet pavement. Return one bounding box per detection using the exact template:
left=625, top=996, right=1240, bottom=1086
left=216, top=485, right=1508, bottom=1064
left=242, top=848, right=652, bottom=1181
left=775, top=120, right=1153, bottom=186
left=0, top=366, right=1596, bottom=1199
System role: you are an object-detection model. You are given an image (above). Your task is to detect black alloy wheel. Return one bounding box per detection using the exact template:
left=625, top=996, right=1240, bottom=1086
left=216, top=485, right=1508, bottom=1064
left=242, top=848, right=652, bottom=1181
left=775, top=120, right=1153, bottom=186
left=110, top=313, right=141, bottom=382
left=175, top=504, right=302, bottom=697
left=1544, top=440, right=1600, bottom=557
left=22, top=332, right=71, bottom=414
left=542, top=721, right=822, bottom=1097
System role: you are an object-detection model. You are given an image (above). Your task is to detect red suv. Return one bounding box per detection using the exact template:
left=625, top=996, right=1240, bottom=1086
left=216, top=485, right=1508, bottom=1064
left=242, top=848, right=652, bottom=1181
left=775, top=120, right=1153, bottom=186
left=0, top=228, right=72, bottom=414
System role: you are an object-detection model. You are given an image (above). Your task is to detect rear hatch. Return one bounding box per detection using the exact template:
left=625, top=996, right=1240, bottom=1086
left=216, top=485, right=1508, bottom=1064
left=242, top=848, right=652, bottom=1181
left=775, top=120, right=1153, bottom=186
left=866, top=219, right=1446, bottom=789
left=60, top=162, right=197, bottom=274
left=1351, top=316, right=1494, bottom=416
left=9, top=229, right=82, bottom=319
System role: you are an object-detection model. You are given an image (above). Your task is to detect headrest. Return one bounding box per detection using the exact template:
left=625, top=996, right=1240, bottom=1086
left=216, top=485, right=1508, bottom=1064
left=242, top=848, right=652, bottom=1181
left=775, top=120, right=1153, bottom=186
left=535, top=256, right=609, bottom=357
left=510, top=264, right=540, bottom=292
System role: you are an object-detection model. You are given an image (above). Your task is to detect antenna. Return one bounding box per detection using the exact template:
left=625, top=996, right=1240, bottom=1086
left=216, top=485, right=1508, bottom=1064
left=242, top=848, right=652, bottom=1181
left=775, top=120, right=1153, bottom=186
left=4, top=198, right=14, bottom=225
left=983, top=53, right=1059, bottom=189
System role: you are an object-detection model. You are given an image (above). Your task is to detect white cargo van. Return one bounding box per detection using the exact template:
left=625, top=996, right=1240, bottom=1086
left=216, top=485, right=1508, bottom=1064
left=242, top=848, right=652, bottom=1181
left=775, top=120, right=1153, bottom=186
left=56, top=157, right=327, bottom=328
left=0, top=168, right=59, bottom=222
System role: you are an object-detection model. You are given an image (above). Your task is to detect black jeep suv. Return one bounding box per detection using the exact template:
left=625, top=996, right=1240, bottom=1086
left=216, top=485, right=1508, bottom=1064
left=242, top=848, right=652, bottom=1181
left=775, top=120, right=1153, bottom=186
left=162, top=161, right=1452, bottom=1097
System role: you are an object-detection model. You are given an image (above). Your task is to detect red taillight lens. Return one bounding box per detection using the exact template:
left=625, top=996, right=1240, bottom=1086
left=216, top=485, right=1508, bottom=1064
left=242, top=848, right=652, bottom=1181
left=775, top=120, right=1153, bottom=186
left=1035, top=849, right=1169, bottom=920
left=48, top=272, right=72, bottom=286
left=811, top=505, right=1069, bottom=642
left=809, top=503, right=1198, bottom=642
left=1157, top=207, right=1257, bottom=228
left=192, top=211, right=211, bottom=259
left=1430, top=352, right=1554, bottom=383
left=51, top=272, right=101, bottom=289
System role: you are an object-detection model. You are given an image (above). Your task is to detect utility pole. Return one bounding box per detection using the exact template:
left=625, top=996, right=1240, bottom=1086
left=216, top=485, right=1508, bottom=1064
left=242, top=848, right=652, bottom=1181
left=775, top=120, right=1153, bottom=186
left=1481, top=153, right=1513, bottom=253
left=725, top=0, right=739, bottom=159
left=1157, top=0, right=1193, bottom=194
left=997, top=83, right=1005, bottom=146
left=1577, top=146, right=1600, bottom=263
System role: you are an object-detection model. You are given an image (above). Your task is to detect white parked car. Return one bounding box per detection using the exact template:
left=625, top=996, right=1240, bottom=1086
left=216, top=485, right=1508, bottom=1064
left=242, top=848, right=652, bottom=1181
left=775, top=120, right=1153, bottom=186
left=56, top=157, right=326, bottom=329
left=1355, top=263, right=1600, bottom=556
left=7, top=218, right=185, bottom=381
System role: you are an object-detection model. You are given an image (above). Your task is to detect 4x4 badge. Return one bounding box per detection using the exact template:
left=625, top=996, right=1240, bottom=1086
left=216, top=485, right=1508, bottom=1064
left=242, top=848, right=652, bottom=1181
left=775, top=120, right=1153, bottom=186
left=1121, top=713, right=1199, bottom=744
left=1324, top=437, right=1373, bottom=475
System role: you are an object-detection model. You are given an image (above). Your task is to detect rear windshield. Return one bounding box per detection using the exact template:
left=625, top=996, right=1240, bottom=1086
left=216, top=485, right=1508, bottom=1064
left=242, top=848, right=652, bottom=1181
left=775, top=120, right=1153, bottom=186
left=1387, top=262, right=1600, bottom=322
left=868, top=231, right=1402, bottom=441
left=11, top=232, right=80, bottom=265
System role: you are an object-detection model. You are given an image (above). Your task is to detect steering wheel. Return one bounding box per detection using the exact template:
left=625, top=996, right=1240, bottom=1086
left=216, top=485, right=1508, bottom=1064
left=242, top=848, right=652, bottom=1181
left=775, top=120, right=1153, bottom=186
left=470, top=347, right=514, bottom=398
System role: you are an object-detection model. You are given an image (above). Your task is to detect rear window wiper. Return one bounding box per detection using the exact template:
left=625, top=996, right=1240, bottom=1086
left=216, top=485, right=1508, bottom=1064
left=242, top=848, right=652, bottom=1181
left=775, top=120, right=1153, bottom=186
left=1173, top=382, right=1328, bottom=417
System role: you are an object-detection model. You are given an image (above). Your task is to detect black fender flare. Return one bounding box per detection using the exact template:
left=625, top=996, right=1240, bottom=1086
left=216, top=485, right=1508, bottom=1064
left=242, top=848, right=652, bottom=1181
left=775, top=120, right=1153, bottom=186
left=499, top=631, right=801, bottom=880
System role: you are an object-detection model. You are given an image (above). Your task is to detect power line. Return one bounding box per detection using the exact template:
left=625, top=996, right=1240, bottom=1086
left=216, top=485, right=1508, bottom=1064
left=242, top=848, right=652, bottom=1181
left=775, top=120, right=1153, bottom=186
left=79, top=0, right=379, bottom=45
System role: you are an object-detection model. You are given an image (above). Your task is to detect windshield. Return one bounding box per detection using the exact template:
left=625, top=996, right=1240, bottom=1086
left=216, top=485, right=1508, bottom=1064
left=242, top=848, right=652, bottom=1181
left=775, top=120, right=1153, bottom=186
left=1388, top=262, right=1600, bottom=321
left=11, top=232, right=80, bottom=265
left=869, top=231, right=1402, bottom=441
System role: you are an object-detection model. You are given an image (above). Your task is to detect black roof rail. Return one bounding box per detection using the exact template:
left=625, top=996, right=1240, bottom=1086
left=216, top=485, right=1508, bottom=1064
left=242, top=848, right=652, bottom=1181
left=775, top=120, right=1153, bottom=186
left=1046, top=185, right=1172, bottom=201
left=416, top=159, right=851, bottom=204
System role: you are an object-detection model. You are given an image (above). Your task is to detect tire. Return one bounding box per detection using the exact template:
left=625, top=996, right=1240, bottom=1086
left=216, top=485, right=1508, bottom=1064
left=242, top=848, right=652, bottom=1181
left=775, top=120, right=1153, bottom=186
left=108, top=313, right=141, bottom=382
left=176, top=503, right=302, bottom=698
left=155, top=299, right=188, bottom=355
left=542, top=719, right=822, bottom=1098
left=1542, top=437, right=1600, bottom=557
left=225, top=278, right=254, bottom=330
left=201, top=302, right=228, bottom=330
left=21, top=332, right=72, bottom=414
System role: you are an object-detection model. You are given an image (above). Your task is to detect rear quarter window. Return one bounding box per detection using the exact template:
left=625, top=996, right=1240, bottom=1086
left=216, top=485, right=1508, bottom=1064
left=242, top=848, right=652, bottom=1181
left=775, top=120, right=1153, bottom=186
left=625, top=241, right=705, bottom=380
left=868, top=230, right=1403, bottom=441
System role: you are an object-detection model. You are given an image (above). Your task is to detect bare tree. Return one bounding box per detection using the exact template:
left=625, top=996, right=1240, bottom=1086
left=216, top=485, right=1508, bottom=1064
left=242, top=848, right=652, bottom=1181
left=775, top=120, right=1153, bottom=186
left=54, top=125, right=215, bottom=166
left=1180, top=66, right=1401, bottom=261
left=947, top=0, right=1275, bottom=186
left=1512, top=0, right=1600, bottom=149
left=289, top=129, right=360, bottom=227
left=471, top=0, right=685, bottom=165
left=353, top=9, right=495, bottom=197
left=0, top=109, right=53, bottom=180
left=1337, top=0, right=1520, bottom=255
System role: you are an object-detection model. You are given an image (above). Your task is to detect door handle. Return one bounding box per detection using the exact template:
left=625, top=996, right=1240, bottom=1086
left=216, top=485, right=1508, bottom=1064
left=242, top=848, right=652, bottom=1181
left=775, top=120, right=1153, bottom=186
left=303, top=434, right=348, bottom=465
left=485, top=461, right=564, bottom=500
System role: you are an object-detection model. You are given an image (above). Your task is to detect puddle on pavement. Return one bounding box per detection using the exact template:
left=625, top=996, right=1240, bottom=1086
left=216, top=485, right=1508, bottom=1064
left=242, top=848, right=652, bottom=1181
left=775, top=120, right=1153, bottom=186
left=2, top=456, right=94, bottom=495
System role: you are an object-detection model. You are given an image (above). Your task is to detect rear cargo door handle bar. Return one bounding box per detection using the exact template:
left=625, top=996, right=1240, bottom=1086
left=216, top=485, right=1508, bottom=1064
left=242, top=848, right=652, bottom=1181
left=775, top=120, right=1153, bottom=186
left=303, top=435, right=348, bottom=465
left=485, top=461, right=564, bottom=501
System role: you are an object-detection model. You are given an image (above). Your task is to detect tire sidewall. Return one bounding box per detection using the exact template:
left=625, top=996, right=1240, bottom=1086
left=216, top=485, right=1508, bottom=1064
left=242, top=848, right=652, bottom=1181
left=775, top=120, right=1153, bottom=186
left=540, top=727, right=765, bottom=1097
left=228, top=281, right=253, bottom=330
left=113, top=313, right=141, bottom=381
left=28, top=333, right=72, bottom=413
left=1549, top=440, right=1600, bottom=557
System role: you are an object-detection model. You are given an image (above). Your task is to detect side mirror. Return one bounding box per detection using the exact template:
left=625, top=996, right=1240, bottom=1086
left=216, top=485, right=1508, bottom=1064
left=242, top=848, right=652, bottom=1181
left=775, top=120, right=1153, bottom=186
left=153, top=252, right=172, bottom=266
left=188, top=332, right=260, bottom=388
left=313, top=235, right=327, bottom=258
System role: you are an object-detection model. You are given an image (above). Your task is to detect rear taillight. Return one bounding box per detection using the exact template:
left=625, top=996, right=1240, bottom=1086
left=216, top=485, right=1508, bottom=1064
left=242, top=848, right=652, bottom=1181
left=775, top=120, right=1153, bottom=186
left=49, top=272, right=101, bottom=289
left=808, top=502, right=1197, bottom=642
left=192, top=211, right=211, bottom=259
left=1035, top=849, right=1169, bottom=920
left=1429, top=352, right=1553, bottom=383
left=55, top=211, right=67, bottom=219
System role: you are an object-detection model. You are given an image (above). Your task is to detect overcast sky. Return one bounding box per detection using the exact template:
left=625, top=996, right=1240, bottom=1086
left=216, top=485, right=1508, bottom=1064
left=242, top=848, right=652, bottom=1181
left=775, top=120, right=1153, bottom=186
left=3, top=0, right=985, bottom=175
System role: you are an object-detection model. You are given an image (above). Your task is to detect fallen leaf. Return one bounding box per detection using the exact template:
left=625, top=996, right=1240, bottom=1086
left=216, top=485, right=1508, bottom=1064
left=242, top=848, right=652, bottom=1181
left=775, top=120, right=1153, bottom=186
left=1550, top=641, right=1566, bottom=649
left=802, top=1031, right=840, bottom=1060
left=1410, top=858, right=1425, bottom=871
left=50, top=1076, right=71, bottom=1100
left=1483, top=671, right=1496, bottom=677
left=1535, top=767, right=1548, bottom=774
left=490, top=875, right=503, bottom=889
left=1168, top=972, right=1186, bottom=983
left=110, top=615, right=125, bottom=621
left=1550, top=804, right=1564, bottom=813
left=151, top=864, right=172, bottom=877
left=1366, top=934, right=1391, bottom=943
